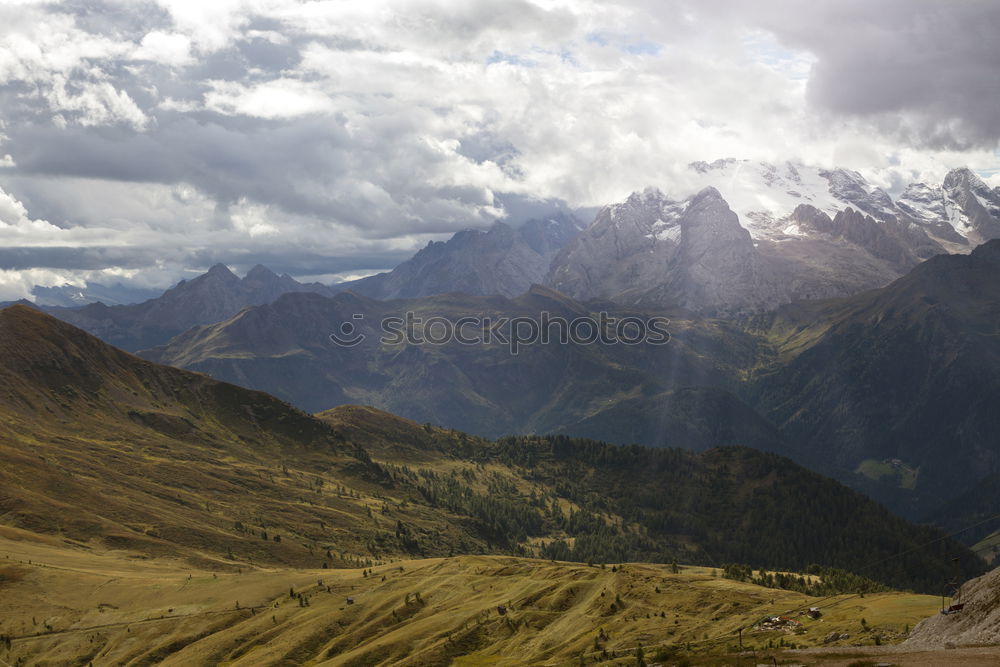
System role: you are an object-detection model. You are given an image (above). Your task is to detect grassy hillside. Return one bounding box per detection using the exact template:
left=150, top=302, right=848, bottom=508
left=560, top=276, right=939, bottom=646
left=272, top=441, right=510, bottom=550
left=0, top=305, right=499, bottom=569
left=0, top=532, right=943, bottom=667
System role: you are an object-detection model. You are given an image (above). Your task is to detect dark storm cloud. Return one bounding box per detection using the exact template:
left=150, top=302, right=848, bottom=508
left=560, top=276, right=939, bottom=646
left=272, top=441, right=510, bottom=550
left=0, top=246, right=166, bottom=271
left=5, top=110, right=503, bottom=237
left=6, top=115, right=354, bottom=216
left=0, top=244, right=412, bottom=275
left=718, top=0, right=1000, bottom=149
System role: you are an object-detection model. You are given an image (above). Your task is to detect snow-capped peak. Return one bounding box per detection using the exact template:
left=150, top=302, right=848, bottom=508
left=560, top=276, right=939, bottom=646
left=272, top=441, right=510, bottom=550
left=677, top=159, right=852, bottom=239
left=593, top=160, right=1000, bottom=250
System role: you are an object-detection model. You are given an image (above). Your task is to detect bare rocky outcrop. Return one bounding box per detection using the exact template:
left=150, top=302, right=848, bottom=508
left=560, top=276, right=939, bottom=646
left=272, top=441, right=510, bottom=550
left=899, top=167, right=1000, bottom=249
left=545, top=185, right=936, bottom=316
left=905, top=565, right=1000, bottom=649
left=546, top=187, right=769, bottom=315
left=341, top=213, right=585, bottom=300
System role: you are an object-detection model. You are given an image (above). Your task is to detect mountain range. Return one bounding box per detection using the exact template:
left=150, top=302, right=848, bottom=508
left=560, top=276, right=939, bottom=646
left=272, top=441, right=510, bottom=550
left=548, top=162, right=999, bottom=315
left=142, top=285, right=766, bottom=443
left=4, top=214, right=584, bottom=352
left=140, top=239, right=1000, bottom=523
left=30, top=280, right=162, bottom=307
left=17, top=161, right=1000, bottom=324
left=336, top=162, right=1000, bottom=316
left=10, top=160, right=1000, bottom=524
left=34, top=263, right=336, bottom=352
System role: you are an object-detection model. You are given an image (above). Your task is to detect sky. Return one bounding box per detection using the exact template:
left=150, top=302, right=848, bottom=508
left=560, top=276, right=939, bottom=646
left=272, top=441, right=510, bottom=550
left=1, top=0, right=999, bottom=299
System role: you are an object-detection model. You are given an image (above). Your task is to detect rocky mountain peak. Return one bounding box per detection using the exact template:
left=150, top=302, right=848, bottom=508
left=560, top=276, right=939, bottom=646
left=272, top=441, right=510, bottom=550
left=244, top=264, right=280, bottom=283
left=602, top=187, right=682, bottom=232
left=335, top=210, right=584, bottom=301
left=819, top=168, right=896, bottom=218
left=204, top=263, right=238, bottom=280
left=547, top=185, right=764, bottom=314
left=681, top=187, right=746, bottom=245
left=789, top=202, right=829, bottom=221
left=688, top=185, right=727, bottom=207
left=899, top=180, right=938, bottom=201
left=688, top=158, right=740, bottom=174
left=940, top=167, right=1000, bottom=244
left=943, top=166, right=986, bottom=192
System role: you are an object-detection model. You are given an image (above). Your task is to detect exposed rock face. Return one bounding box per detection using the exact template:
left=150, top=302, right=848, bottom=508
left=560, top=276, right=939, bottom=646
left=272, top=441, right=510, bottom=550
left=658, top=187, right=765, bottom=313
left=683, top=160, right=999, bottom=252
left=905, top=565, right=1000, bottom=648
left=819, top=167, right=898, bottom=219
left=792, top=205, right=939, bottom=272
left=682, top=159, right=905, bottom=238
left=943, top=167, right=1000, bottom=244
left=518, top=211, right=586, bottom=255
left=546, top=187, right=685, bottom=303
left=547, top=187, right=767, bottom=315
left=341, top=213, right=584, bottom=299
left=542, top=161, right=1000, bottom=314
left=896, top=182, right=971, bottom=249
left=898, top=167, right=1000, bottom=248
left=546, top=184, right=940, bottom=315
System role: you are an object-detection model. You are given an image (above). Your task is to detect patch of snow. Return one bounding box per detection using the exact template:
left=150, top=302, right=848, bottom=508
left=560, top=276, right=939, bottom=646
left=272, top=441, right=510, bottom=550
left=651, top=221, right=682, bottom=243
left=677, top=159, right=845, bottom=240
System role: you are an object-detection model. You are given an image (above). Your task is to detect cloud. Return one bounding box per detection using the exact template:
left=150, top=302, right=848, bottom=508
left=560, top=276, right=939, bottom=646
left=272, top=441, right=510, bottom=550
left=0, top=0, right=997, bottom=298
left=704, top=0, right=1000, bottom=150
left=47, top=77, right=149, bottom=129
left=133, top=30, right=194, bottom=67
left=203, top=78, right=337, bottom=118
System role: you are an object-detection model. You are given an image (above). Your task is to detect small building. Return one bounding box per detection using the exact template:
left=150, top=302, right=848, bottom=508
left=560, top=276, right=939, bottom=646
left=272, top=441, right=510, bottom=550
left=755, top=616, right=803, bottom=632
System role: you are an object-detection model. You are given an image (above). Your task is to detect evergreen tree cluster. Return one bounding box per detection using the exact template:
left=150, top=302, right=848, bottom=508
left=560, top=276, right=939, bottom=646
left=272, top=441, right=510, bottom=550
left=721, top=563, right=888, bottom=596
left=368, top=427, right=984, bottom=594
